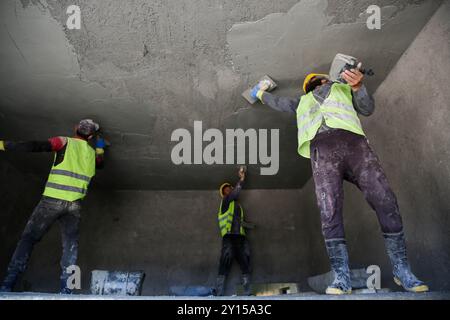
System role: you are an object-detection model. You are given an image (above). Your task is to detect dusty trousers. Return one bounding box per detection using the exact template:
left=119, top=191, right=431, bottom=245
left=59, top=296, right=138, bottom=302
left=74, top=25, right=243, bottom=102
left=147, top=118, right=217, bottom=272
left=310, top=129, right=403, bottom=240
left=2, top=196, right=81, bottom=290
left=218, top=234, right=251, bottom=276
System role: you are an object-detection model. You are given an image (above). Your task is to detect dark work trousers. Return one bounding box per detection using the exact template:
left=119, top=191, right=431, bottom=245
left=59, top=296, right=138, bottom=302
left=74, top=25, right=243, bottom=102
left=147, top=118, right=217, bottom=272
left=3, top=196, right=81, bottom=288
left=218, top=234, right=251, bottom=276
left=310, top=129, right=403, bottom=240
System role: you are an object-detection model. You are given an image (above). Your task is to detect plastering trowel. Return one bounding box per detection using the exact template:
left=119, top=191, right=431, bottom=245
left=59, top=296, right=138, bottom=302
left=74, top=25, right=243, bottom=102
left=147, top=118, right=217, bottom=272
left=242, top=75, right=277, bottom=104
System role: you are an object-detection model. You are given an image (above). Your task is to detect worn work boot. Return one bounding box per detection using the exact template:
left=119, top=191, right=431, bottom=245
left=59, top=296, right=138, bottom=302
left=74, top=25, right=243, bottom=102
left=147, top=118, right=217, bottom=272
left=383, top=232, right=429, bottom=293
left=0, top=272, right=18, bottom=292
left=60, top=287, right=72, bottom=295
left=215, top=275, right=226, bottom=296
left=325, top=240, right=352, bottom=295
left=0, top=285, right=12, bottom=293
left=242, top=274, right=252, bottom=296
left=60, top=278, right=71, bottom=295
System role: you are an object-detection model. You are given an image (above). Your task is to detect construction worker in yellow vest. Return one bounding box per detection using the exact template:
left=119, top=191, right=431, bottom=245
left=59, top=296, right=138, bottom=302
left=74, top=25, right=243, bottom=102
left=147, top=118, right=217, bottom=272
left=249, top=68, right=428, bottom=294
left=215, top=167, right=254, bottom=296
left=0, top=119, right=105, bottom=294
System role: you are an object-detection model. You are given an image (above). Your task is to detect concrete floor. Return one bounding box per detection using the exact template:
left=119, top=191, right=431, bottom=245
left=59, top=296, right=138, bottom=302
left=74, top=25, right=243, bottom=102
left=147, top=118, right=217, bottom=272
left=1, top=291, right=449, bottom=300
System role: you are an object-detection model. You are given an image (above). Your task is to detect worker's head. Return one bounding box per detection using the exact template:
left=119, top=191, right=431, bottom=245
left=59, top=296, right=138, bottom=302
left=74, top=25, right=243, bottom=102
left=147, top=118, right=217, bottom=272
left=303, top=73, right=330, bottom=93
left=75, top=119, right=99, bottom=140
left=219, top=182, right=233, bottom=198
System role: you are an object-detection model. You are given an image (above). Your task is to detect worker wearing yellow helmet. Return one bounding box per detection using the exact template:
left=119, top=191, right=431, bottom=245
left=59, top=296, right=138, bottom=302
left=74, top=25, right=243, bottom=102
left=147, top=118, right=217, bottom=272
left=214, top=167, right=254, bottom=296
left=249, top=67, right=428, bottom=295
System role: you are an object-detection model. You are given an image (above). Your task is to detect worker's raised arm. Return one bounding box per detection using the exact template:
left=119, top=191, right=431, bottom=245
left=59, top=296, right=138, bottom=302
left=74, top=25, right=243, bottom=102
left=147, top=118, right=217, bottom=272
left=351, top=85, right=375, bottom=116
left=223, top=168, right=245, bottom=204
left=226, top=180, right=243, bottom=202
left=1, top=135, right=105, bottom=169
left=341, top=69, right=375, bottom=116
left=249, top=81, right=299, bottom=113
left=0, top=136, right=66, bottom=152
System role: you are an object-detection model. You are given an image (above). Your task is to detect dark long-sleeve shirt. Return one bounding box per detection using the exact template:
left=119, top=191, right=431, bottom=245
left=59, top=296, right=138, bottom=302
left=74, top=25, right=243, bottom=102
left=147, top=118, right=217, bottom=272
left=3, top=136, right=104, bottom=168
left=261, top=82, right=374, bottom=133
left=221, top=180, right=244, bottom=235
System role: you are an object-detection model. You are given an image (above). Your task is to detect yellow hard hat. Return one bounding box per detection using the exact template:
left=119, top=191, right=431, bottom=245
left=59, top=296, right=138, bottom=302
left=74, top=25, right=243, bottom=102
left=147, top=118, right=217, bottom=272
left=303, top=73, right=329, bottom=93
left=219, top=182, right=232, bottom=198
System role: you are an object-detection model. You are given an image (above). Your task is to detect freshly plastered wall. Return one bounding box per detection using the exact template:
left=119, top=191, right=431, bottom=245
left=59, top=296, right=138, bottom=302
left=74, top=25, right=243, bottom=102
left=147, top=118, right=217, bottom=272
left=0, top=0, right=442, bottom=190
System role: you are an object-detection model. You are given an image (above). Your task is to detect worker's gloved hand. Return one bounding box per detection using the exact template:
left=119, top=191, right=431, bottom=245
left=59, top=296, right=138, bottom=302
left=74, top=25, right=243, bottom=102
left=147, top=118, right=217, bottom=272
left=250, top=80, right=271, bottom=100
left=95, top=136, right=106, bottom=149
left=0, top=140, right=5, bottom=151
left=95, top=136, right=106, bottom=156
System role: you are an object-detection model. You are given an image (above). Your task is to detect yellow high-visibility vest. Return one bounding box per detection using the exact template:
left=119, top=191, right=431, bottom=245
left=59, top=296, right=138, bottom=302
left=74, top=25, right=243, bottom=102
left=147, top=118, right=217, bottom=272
left=297, top=83, right=365, bottom=158
left=218, top=200, right=245, bottom=237
left=43, top=137, right=96, bottom=201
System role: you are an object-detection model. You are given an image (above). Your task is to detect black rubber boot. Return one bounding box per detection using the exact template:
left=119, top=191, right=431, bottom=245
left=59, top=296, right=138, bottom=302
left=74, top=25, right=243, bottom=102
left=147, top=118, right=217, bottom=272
left=215, top=275, right=226, bottom=296
left=383, top=232, right=429, bottom=293
left=242, top=274, right=251, bottom=296
left=325, top=239, right=352, bottom=295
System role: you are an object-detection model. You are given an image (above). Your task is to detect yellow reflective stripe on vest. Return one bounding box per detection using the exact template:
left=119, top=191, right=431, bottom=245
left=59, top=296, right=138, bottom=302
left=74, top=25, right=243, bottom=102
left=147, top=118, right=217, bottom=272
left=297, top=113, right=323, bottom=137
left=322, top=112, right=362, bottom=127
left=45, top=182, right=88, bottom=195
left=297, top=103, right=321, bottom=124
left=322, top=100, right=355, bottom=113
left=50, top=169, right=91, bottom=183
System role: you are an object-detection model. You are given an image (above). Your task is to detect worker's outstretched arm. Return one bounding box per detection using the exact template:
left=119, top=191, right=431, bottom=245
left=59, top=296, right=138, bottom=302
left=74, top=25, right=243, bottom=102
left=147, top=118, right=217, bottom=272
left=259, top=92, right=300, bottom=114
left=0, top=139, right=55, bottom=152
left=250, top=81, right=299, bottom=113
left=0, top=137, right=105, bottom=169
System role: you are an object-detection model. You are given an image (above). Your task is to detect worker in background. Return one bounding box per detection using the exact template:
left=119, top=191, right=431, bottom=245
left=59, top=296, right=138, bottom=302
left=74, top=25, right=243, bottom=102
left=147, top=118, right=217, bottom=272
left=249, top=68, right=429, bottom=294
left=0, top=119, right=106, bottom=294
left=215, top=167, right=253, bottom=296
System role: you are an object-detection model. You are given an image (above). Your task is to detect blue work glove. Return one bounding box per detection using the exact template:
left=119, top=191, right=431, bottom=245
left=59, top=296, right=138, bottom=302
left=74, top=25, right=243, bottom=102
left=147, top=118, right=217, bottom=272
left=95, top=137, right=106, bottom=149
left=250, top=80, right=271, bottom=100
left=250, top=85, right=261, bottom=100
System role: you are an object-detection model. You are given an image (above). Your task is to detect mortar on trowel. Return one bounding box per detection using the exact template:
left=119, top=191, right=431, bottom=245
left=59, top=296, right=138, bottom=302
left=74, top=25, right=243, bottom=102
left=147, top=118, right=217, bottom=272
left=242, top=75, right=277, bottom=104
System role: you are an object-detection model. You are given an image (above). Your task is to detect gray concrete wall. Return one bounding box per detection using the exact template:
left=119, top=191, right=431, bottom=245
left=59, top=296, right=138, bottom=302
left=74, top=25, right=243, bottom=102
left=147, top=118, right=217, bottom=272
left=0, top=186, right=325, bottom=295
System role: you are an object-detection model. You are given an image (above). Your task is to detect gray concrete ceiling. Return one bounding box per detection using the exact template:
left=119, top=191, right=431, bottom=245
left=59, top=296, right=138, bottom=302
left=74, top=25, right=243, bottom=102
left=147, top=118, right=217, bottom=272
left=0, top=0, right=442, bottom=190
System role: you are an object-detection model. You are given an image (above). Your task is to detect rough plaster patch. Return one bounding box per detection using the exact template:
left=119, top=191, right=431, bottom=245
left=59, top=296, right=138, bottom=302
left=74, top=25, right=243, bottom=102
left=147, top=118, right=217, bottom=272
left=226, top=0, right=441, bottom=94
left=1, top=0, right=443, bottom=190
